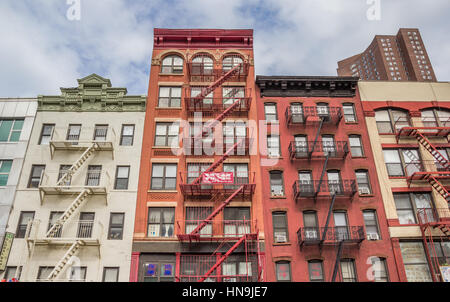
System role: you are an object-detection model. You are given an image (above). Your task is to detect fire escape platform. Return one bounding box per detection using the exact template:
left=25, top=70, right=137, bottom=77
left=29, top=238, right=100, bottom=246
left=177, top=233, right=258, bottom=243
left=49, top=141, right=114, bottom=159
left=179, top=184, right=256, bottom=197
left=396, top=127, right=450, bottom=138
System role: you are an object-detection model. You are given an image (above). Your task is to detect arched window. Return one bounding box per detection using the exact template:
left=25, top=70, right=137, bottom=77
left=161, top=55, right=183, bottom=74
left=223, top=55, right=244, bottom=72
left=191, top=55, right=214, bottom=75
left=375, top=108, right=410, bottom=133
left=421, top=108, right=450, bottom=127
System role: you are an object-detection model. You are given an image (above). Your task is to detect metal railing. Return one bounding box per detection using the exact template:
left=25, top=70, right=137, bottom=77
left=297, top=226, right=365, bottom=245
left=417, top=208, right=450, bottom=225
left=285, top=106, right=342, bottom=125
left=288, top=141, right=348, bottom=159
left=292, top=180, right=357, bottom=199
left=183, top=137, right=252, bottom=156
left=39, top=170, right=112, bottom=189
left=26, top=219, right=104, bottom=241
left=50, top=126, right=117, bottom=144
left=186, top=63, right=249, bottom=82
left=177, top=219, right=255, bottom=238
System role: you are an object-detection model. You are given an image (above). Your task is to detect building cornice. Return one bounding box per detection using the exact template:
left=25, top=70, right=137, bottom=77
left=256, top=76, right=359, bottom=98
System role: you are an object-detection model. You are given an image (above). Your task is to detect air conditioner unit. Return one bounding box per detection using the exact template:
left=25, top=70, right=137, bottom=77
left=275, top=234, right=287, bottom=243
left=268, top=150, right=280, bottom=157
left=367, top=233, right=379, bottom=241
left=359, top=187, right=371, bottom=195
left=271, top=188, right=284, bottom=196
left=305, top=230, right=318, bottom=239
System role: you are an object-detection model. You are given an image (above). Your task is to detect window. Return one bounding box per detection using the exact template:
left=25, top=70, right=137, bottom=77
left=187, top=163, right=211, bottom=186
left=3, top=266, right=22, bottom=281
left=363, top=210, right=380, bottom=239
left=272, top=211, right=288, bottom=243
left=370, top=257, right=389, bottom=282
left=223, top=87, right=245, bottom=108
left=375, top=109, right=410, bottom=133
left=16, top=211, right=35, bottom=238
left=39, top=124, right=55, bottom=145
left=223, top=163, right=248, bottom=189
left=69, top=267, right=87, bottom=282
left=185, top=207, right=212, bottom=237
left=223, top=121, right=247, bottom=147
left=155, top=122, right=179, bottom=147
left=0, top=119, right=24, bottom=142
left=334, top=211, right=349, bottom=240
left=120, top=125, right=135, bottom=146
left=108, top=213, right=125, bottom=240
left=58, top=165, right=72, bottom=186
left=93, top=125, right=108, bottom=141
left=224, top=207, right=251, bottom=237
left=349, top=135, right=364, bottom=157
left=290, top=103, right=304, bottom=123
left=66, top=124, right=81, bottom=141
left=322, top=135, right=336, bottom=156
left=382, top=149, right=422, bottom=177
left=37, top=266, right=54, bottom=281
left=269, top=171, right=284, bottom=197
left=394, top=192, right=433, bottom=225
left=222, top=258, right=252, bottom=282
left=191, top=55, right=214, bottom=74
left=327, top=170, right=343, bottom=194
left=0, top=160, right=12, bottom=186
left=48, top=212, right=63, bottom=238
left=85, top=165, right=102, bottom=186
left=150, top=164, right=177, bottom=190
left=316, top=103, right=330, bottom=120
left=427, top=242, right=450, bottom=271
left=308, top=260, right=324, bottom=282
left=267, top=135, right=280, bottom=157
left=303, top=211, right=319, bottom=240
left=276, top=261, right=291, bottom=282
left=342, top=103, right=357, bottom=122
left=421, top=109, right=450, bottom=127
left=114, top=166, right=130, bottom=190
left=340, top=259, right=357, bottom=282
left=102, top=267, right=119, bottom=282
left=158, top=87, right=181, bottom=108
left=78, top=212, right=95, bottom=238
left=161, top=55, right=183, bottom=74
left=148, top=207, right=175, bottom=237
left=356, top=170, right=372, bottom=195
left=28, top=165, right=45, bottom=188
left=264, top=103, right=277, bottom=122
left=293, top=135, right=308, bottom=158
left=399, top=242, right=432, bottom=282
left=191, top=86, right=213, bottom=107
left=223, top=55, right=243, bottom=72
left=144, top=262, right=176, bottom=282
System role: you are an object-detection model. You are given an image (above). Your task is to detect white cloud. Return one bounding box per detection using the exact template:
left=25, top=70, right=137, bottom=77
left=0, top=0, right=448, bottom=97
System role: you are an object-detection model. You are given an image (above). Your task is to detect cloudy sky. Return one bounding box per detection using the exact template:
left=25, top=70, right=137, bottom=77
left=0, top=0, right=449, bottom=97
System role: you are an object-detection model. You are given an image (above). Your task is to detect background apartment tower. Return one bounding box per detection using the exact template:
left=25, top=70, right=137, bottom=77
left=255, top=76, right=400, bottom=282
left=131, top=29, right=265, bottom=282
left=360, top=81, right=450, bottom=282
left=0, top=98, right=37, bottom=272
left=337, top=28, right=437, bottom=82
left=1, top=74, right=146, bottom=281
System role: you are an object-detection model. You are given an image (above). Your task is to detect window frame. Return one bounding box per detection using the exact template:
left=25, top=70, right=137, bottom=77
left=383, top=148, right=422, bottom=177
left=66, top=124, right=81, bottom=141
left=161, top=55, right=184, bottom=74
left=267, top=135, right=281, bottom=157
left=340, top=258, right=358, bottom=282
left=154, top=122, right=179, bottom=147
left=114, top=166, right=130, bottom=190
left=147, top=207, right=175, bottom=238
left=275, top=261, right=291, bottom=282
left=93, top=124, right=108, bottom=141
left=0, top=159, right=13, bottom=186
left=348, top=135, right=364, bottom=157
left=308, top=260, right=325, bottom=282
left=15, top=211, right=35, bottom=238
left=102, top=267, right=120, bottom=282
left=375, top=108, right=411, bottom=134
left=120, top=124, right=135, bottom=146
left=269, top=170, right=285, bottom=197
left=0, top=118, right=24, bottom=142
left=342, top=103, right=357, bottom=123
left=28, top=165, right=45, bottom=188
left=158, top=86, right=182, bottom=108
left=393, top=192, right=434, bottom=225
left=38, top=124, right=55, bottom=145
left=108, top=212, right=125, bottom=240
left=150, top=163, right=177, bottom=190
left=363, top=210, right=381, bottom=239
left=264, top=103, right=278, bottom=122
left=272, top=211, right=289, bottom=243
left=355, top=169, right=372, bottom=195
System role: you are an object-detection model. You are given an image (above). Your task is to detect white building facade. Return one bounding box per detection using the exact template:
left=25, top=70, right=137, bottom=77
left=1, top=74, right=146, bottom=282
left=0, top=98, right=37, bottom=261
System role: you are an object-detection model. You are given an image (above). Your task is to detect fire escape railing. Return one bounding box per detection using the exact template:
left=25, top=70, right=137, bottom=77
left=297, top=226, right=365, bottom=247
left=288, top=141, right=349, bottom=160
left=285, top=106, right=342, bottom=127
left=292, top=180, right=357, bottom=201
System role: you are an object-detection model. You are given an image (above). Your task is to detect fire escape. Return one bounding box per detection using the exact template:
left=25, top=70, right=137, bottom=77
left=176, top=60, right=263, bottom=282
left=288, top=105, right=364, bottom=282
left=24, top=135, right=112, bottom=281
left=396, top=120, right=450, bottom=282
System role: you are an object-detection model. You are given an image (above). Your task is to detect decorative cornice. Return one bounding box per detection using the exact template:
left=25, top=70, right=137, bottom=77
left=37, top=74, right=147, bottom=112
left=256, top=76, right=359, bottom=98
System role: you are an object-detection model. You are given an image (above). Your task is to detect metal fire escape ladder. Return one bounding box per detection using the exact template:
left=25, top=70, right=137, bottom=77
left=56, top=143, right=97, bottom=186
left=46, top=240, right=84, bottom=281
left=315, top=153, right=330, bottom=199
left=190, top=186, right=245, bottom=236
left=191, top=64, right=243, bottom=105
left=309, top=117, right=325, bottom=157
left=46, top=189, right=91, bottom=238
left=425, top=174, right=450, bottom=203
left=414, top=132, right=450, bottom=169
left=320, top=193, right=337, bottom=244
left=198, top=234, right=248, bottom=282
left=331, top=241, right=344, bottom=282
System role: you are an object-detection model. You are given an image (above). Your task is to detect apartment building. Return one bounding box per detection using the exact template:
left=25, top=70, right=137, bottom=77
left=0, top=98, right=37, bottom=273
left=338, top=28, right=437, bottom=82
left=1, top=74, right=146, bottom=282
left=360, top=81, right=450, bottom=282
left=255, top=76, right=400, bottom=282
left=131, top=29, right=265, bottom=282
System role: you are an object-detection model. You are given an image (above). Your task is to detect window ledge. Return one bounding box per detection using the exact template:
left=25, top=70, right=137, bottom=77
left=155, top=107, right=182, bottom=110
left=265, top=121, right=279, bottom=125
left=351, top=156, right=367, bottom=159
left=359, top=194, right=374, bottom=198
left=273, top=242, right=291, bottom=246
left=152, top=146, right=179, bottom=149
left=148, top=190, right=178, bottom=193
left=159, top=73, right=184, bottom=76
left=270, top=196, right=287, bottom=199
left=345, top=122, right=359, bottom=124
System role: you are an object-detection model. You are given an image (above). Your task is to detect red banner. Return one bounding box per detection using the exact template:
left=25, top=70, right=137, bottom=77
left=202, top=172, right=234, bottom=184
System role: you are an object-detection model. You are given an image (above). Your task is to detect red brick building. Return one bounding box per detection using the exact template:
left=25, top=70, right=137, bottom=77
left=131, top=29, right=266, bottom=282
left=255, top=76, right=401, bottom=282
left=338, top=28, right=437, bottom=82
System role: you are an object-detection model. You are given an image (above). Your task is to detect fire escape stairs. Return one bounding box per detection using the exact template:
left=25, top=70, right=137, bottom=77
left=414, top=132, right=450, bottom=169
left=46, top=240, right=84, bottom=281
left=56, top=143, right=97, bottom=187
